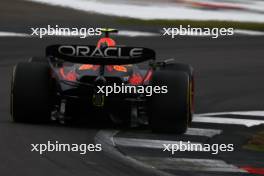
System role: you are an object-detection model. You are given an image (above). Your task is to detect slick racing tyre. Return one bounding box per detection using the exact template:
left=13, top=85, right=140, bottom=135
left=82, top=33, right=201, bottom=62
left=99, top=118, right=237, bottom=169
left=163, top=63, right=194, bottom=124
left=11, top=62, right=52, bottom=123
left=148, top=70, right=190, bottom=134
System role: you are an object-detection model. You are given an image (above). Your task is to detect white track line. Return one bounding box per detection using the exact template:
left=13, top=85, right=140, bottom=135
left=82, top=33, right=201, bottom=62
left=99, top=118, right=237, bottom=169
left=142, top=29, right=264, bottom=37
left=120, top=30, right=264, bottom=37
left=235, top=29, right=264, bottom=36
left=44, top=30, right=159, bottom=37
left=114, top=137, right=202, bottom=149
left=0, top=32, right=29, bottom=37
left=0, top=30, right=158, bottom=37
left=122, top=128, right=222, bottom=138
left=116, top=30, right=159, bottom=37
left=193, top=116, right=264, bottom=127
left=114, top=128, right=221, bottom=150
left=186, top=128, right=222, bottom=137
left=197, top=110, right=264, bottom=117
left=1, top=29, right=264, bottom=38
left=114, top=128, right=222, bottom=149
left=136, top=157, right=247, bottom=173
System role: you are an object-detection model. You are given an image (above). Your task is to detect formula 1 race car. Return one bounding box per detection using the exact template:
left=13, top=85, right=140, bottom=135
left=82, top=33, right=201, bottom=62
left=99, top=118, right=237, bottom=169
left=10, top=28, right=194, bottom=134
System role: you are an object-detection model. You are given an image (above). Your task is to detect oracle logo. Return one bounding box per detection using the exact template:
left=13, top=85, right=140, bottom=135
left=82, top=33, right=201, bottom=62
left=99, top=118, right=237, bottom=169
left=58, top=45, right=143, bottom=58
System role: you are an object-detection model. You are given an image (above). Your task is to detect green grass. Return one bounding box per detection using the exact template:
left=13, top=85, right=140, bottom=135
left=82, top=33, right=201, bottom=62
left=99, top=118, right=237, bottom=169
left=243, top=131, right=264, bottom=152
left=118, top=18, right=264, bottom=31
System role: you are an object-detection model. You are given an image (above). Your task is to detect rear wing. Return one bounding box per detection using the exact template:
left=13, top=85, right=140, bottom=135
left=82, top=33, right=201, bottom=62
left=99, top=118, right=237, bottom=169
left=46, top=45, right=155, bottom=65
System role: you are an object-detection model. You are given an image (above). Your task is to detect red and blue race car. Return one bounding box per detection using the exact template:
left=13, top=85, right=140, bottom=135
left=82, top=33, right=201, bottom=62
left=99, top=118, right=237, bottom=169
left=10, top=28, right=194, bottom=134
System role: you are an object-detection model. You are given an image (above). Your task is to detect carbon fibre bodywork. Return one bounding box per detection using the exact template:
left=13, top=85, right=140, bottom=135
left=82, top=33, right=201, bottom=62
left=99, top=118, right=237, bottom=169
left=46, top=46, right=153, bottom=124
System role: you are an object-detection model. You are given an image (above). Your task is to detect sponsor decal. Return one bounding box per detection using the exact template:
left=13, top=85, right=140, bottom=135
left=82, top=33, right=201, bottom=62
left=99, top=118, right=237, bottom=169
left=58, top=45, right=143, bottom=58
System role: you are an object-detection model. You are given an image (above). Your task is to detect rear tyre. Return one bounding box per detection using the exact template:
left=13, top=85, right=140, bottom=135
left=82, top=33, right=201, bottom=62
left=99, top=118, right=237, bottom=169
left=163, top=63, right=194, bottom=123
left=148, top=70, right=189, bottom=134
left=11, top=62, right=52, bottom=123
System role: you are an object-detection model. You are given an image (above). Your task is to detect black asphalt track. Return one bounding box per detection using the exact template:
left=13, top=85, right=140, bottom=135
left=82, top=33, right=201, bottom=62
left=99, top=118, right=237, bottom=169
left=0, top=0, right=264, bottom=175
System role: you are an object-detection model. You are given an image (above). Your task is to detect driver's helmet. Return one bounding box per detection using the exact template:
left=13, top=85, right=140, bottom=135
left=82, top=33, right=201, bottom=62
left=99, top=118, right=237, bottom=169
left=97, top=37, right=116, bottom=48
